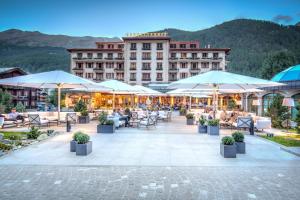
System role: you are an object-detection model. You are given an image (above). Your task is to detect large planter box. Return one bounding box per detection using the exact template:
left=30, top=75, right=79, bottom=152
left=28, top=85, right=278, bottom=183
left=76, top=141, right=92, bottom=156
left=220, top=143, right=236, bottom=158
left=198, top=125, right=207, bottom=133
left=235, top=142, right=246, bottom=154
left=78, top=116, right=90, bottom=124
left=207, top=125, right=219, bottom=135
left=97, top=124, right=115, bottom=133
left=186, top=118, right=194, bottom=125
left=70, top=140, right=77, bottom=152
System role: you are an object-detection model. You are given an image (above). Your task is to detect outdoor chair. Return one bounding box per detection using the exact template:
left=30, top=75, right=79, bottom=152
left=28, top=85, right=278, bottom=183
left=28, top=114, right=50, bottom=127
left=158, top=111, right=168, bottom=121
left=66, top=113, right=77, bottom=124
left=129, top=111, right=140, bottom=127
left=138, top=115, right=157, bottom=128
left=232, top=116, right=252, bottom=130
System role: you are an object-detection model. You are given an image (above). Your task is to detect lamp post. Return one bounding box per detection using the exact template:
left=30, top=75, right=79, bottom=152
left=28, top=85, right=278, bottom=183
left=282, top=97, right=295, bottom=133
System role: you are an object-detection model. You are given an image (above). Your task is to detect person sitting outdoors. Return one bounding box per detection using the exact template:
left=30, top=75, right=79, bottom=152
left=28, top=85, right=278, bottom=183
left=7, top=107, right=25, bottom=126
left=112, top=109, right=129, bottom=127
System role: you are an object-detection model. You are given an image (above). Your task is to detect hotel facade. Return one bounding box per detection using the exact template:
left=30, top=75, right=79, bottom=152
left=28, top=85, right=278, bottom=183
left=67, top=33, right=230, bottom=86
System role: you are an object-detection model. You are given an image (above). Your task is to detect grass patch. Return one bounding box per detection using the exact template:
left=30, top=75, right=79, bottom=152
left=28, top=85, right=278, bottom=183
left=260, top=135, right=300, bottom=147
left=0, top=132, right=29, bottom=139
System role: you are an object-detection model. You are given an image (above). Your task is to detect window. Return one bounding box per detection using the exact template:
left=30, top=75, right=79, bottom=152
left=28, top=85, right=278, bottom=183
left=86, top=63, right=93, bottom=68
left=77, top=53, right=82, bottom=58
left=201, top=62, right=209, bottom=68
left=170, top=43, right=176, bottom=48
left=142, top=52, right=151, bottom=60
left=142, top=73, right=151, bottom=81
left=157, top=43, right=163, bottom=50
left=157, top=62, right=163, bottom=70
left=117, top=53, right=123, bottom=59
left=180, top=73, right=188, bottom=79
left=107, top=53, right=113, bottom=59
left=191, top=53, right=197, bottom=59
left=156, top=52, right=163, bottom=60
left=130, top=73, right=136, bottom=81
left=76, top=73, right=83, bottom=77
left=118, top=44, right=124, bottom=49
left=142, top=43, right=151, bottom=50
left=98, top=44, right=104, bottom=49
left=169, top=73, right=177, bottom=81
left=170, top=53, right=177, bottom=59
left=212, top=62, right=220, bottom=70
left=95, top=73, right=103, bottom=80
left=191, top=73, right=198, bottom=76
left=130, top=43, right=136, bottom=50
left=97, top=53, right=103, bottom=59
left=142, top=63, right=151, bottom=70
left=76, top=63, right=83, bottom=69
left=130, top=52, right=136, bottom=60
left=202, top=53, right=208, bottom=58
left=181, top=53, right=187, bottom=59
left=85, top=73, right=94, bottom=79
left=116, top=73, right=124, bottom=80
left=213, top=53, right=219, bottom=59
left=106, top=73, right=114, bottom=79
left=87, top=53, right=93, bottom=59
left=191, top=62, right=198, bottom=69
left=190, top=44, right=196, bottom=48
left=180, top=44, right=186, bottom=48
left=156, top=73, right=163, bottom=80
left=130, top=62, right=136, bottom=70
left=107, top=44, right=114, bottom=49
left=170, top=62, right=177, bottom=68
left=106, top=62, right=114, bottom=68
left=180, top=62, right=187, bottom=68
left=117, top=63, right=124, bottom=69
left=96, top=63, right=103, bottom=69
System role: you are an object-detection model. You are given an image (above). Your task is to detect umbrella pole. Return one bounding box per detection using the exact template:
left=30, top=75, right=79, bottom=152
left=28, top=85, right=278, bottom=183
left=189, top=94, right=192, bottom=110
left=112, top=93, right=115, bottom=110
left=57, top=86, right=61, bottom=122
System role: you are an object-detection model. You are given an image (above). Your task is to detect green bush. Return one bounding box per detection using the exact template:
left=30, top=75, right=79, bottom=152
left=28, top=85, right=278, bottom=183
left=75, top=133, right=90, bottom=144
left=232, top=131, right=244, bottom=142
left=80, top=109, right=89, bottom=117
left=72, top=131, right=83, bottom=141
left=27, top=126, right=42, bottom=139
left=179, top=107, right=187, bottom=115
left=266, top=95, right=289, bottom=128
left=7, top=134, right=21, bottom=140
left=98, top=111, right=108, bottom=125
left=0, top=142, right=13, bottom=151
left=15, top=102, right=26, bottom=112
left=186, top=113, right=194, bottom=119
left=74, top=99, right=87, bottom=112
left=105, top=120, right=114, bottom=126
left=221, top=136, right=235, bottom=145
left=207, top=119, right=220, bottom=126
left=199, top=115, right=206, bottom=126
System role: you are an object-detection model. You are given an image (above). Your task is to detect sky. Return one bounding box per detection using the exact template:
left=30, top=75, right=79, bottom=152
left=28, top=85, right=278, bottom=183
left=0, top=0, right=300, bottom=37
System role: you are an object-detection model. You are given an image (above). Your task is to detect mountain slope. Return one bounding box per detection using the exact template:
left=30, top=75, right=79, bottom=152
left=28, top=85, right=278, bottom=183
left=0, top=19, right=300, bottom=76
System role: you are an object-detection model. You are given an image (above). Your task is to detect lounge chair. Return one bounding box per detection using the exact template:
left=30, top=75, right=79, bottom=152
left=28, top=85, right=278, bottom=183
left=28, top=114, right=50, bottom=127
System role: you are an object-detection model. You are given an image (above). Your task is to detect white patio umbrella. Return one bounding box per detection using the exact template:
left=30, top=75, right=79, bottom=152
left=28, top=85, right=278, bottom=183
left=168, top=71, right=284, bottom=117
left=97, top=80, right=139, bottom=109
left=0, top=70, right=109, bottom=121
left=133, top=85, right=163, bottom=96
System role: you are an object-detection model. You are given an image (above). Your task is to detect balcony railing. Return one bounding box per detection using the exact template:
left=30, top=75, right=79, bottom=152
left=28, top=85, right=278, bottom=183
left=169, top=57, right=178, bottom=60
left=156, top=67, right=163, bottom=70
left=156, top=78, right=163, bottom=81
left=114, top=67, right=124, bottom=71
left=212, top=57, right=223, bottom=60
left=72, top=67, right=83, bottom=71
left=142, top=67, right=151, bottom=70
left=94, top=67, right=104, bottom=72
left=142, top=78, right=151, bottom=81
left=115, top=57, right=124, bottom=60
left=130, top=78, right=136, bottom=81
left=142, top=48, right=151, bottom=50
left=190, top=68, right=200, bottom=72
left=168, top=78, right=178, bottom=81
left=129, top=68, right=136, bottom=70
left=142, top=57, right=151, bottom=60
left=169, top=68, right=179, bottom=72
left=130, top=57, right=136, bottom=60
left=157, top=57, right=163, bottom=60
left=104, top=57, right=113, bottom=60
left=130, top=47, right=137, bottom=50
left=212, top=67, right=223, bottom=70
left=157, top=47, right=163, bottom=50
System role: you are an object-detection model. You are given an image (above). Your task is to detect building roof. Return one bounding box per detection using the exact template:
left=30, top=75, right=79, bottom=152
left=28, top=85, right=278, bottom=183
left=0, top=67, right=27, bottom=75
left=271, top=64, right=300, bottom=82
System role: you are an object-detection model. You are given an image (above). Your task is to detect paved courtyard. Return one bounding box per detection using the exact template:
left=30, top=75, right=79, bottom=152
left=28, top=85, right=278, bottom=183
left=1, top=114, right=300, bottom=199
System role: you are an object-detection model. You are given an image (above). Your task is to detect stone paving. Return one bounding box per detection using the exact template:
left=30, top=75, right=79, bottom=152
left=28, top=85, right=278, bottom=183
left=0, top=165, right=299, bottom=200
left=1, top=113, right=300, bottom=199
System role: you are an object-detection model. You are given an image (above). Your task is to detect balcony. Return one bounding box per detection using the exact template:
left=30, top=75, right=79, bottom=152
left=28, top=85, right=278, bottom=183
left=130, top=57, right=136, bottom=60
left=169, top=57, right=178, bottom=60
left=130, top=78, right=136, bottom=81
left=212, top=67, right=223, bottom=71
left=115, top=57, right=124, bottom=60
left=142, top=57, right=151, bottom=60
left=129, top=68, right=136, bottom=71
left=156, top=67, right=163, bottom=71
left=168, top=78, right=178, bottom=82
left=156, top=78, right=163, bottom=81
left=212, top=57, right=223, bottom=60
left=94, top=57, right=103, bottom=60
left=73, top=57, right=83, bottom=60
left=104, top=57, right=113, bottom=60
left=191, top=57, right=200, bottom=60
left=93, top=78, right=104, bottom=82
left=190, top=68, right=200, bottom=72
left=72, top=67, right=83, bottom=71
left=157, top=57, right=163, bottom=60
left=142, top=48, right=151, bottom=50
left=157, top=47, right=163, bottom=50
left=94, top=67, right=104, bottom=72
left=169, top=68, right=179, bottom=72
left=116, top=78, right=124, bottom=81
left=142, top=78, right=151, bottom=81
left=142, top=67, right=151, bottom=71
left=130, top=47, right=137, bottom=50
left=114, top=67, right=124, bottom=72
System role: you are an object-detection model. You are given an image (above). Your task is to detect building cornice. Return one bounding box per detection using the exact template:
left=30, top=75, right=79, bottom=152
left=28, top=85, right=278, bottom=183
left=170, top=48, right=231, bottom=53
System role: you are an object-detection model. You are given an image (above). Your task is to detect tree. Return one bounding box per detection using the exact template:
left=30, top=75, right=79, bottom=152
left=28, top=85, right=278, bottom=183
left=0, top=89, right=13, bottom=113
left=47, top=89, right=66, bottom=107
left=266, top=95, right=289, bottom=128
left=261, top=51, right=297, bottom=80
left=73, top=99, right=87, bottom=112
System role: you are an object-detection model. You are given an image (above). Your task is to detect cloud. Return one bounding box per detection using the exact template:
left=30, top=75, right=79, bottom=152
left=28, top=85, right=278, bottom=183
left=273, top=15, right=293, bottom=23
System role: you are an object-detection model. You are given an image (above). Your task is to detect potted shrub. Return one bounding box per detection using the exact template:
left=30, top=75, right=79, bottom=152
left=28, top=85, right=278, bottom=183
left=70, top=131, right=81, bottom=152
left=179, top=107, right=187, bottom=116
left=97, top=112, right=115, bottom=133
left=186, top=113, right=194, bottom=125
left=198, top=115, right=207, bottom=133
left=220, top=136, right=236, bottom=158
left=75, top=132, right=92, bottom=156
left=207, top=119, right=220, bottom=135
left=78, top=109, right=90, bottom=124
left=232, top=131, right=246, bottom=154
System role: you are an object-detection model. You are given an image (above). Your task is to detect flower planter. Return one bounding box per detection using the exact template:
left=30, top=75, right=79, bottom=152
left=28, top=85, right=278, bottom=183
left=220, top=143, right=236, bottom=158
left=198, top=125, right=207, bottom=133
left=186, top=118, right=194, bottom=125
left=76, top=141, right=92, bottom=156
left=78, top=116, right=90, bottom=124
left=97, top=124, right=115, bottom=133
left=235, top=142, right=246, bottom=154
left=207, top=125, right=219, bottom=135
left=70, top=140, right=77, bottom=152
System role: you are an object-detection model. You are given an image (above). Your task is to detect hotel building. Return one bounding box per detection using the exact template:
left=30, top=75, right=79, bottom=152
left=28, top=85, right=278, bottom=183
left=67, top=33, right=230, bottom=86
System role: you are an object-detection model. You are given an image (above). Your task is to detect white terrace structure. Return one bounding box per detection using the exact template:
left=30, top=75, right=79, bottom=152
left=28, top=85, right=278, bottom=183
left=67, top=32, right=230, bottom=86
